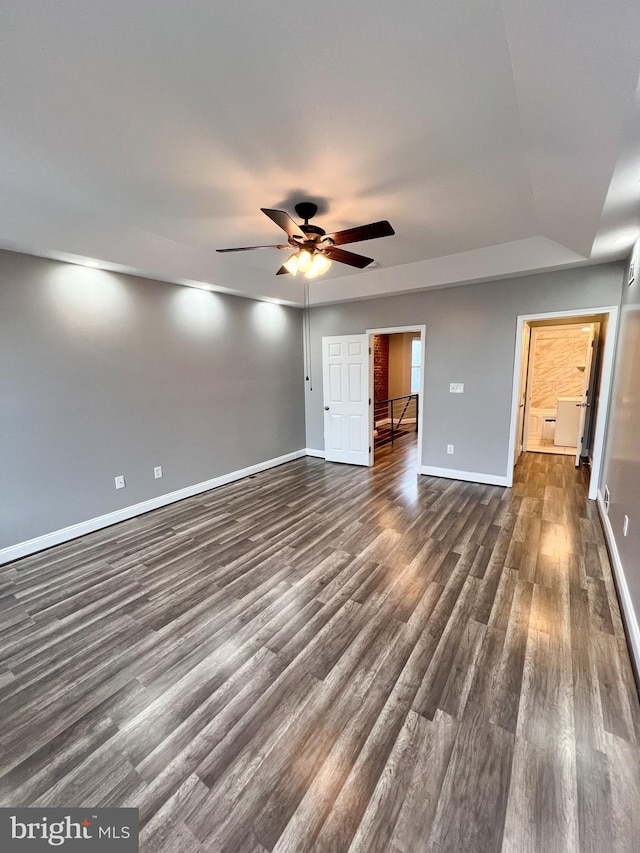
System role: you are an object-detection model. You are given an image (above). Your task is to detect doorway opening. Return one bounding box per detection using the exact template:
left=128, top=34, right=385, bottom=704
left=367, top=325, right=426, bottom=471
left=508, top=306, right=619, bottom=500
left=524, top=319, right=602, bottom=457
left=320, top=326, right=425, bottom=471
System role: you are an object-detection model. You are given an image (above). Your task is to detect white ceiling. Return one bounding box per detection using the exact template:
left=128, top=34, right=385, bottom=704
left=2, top=0, right=640, bottom=306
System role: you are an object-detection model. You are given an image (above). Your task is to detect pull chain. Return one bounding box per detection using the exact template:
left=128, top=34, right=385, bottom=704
left=304, top=278, right=312, bottom=390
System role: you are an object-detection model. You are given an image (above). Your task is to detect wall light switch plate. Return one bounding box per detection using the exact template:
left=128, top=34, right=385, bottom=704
left=450, top=383, right=464, bottom=393
left=154, top=466, right=163, bottom=479
left=447, top=444, right=454, bottom=454
left=114, top=475, right=126, bottom=490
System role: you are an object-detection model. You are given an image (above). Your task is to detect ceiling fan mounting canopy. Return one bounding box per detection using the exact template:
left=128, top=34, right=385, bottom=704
left=216, top=202, right=395, bottom=276
left=294, top=202, right=319, bottom=224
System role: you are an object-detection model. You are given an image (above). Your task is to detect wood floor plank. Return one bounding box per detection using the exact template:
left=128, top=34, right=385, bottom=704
left=502, top=737, right=578, bottom=853
left=1, top=442, right=638, bottom=852
left=604, top=732, right=640, bottom=853
left=490, top=579, right=534, bottom=732
left=594, top=631, right=637, bottom=744
left=387, top=710, right=459, bottom=853
left=575, top=744, right=615, bottom=853
left=424, top=701, right=514, bottom=853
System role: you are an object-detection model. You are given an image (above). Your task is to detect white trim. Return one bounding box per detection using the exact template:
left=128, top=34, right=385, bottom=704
left=305, top=448, right=326, bottom=458
left=367, top=326, right=424, bottom=335
left=513, top=306, right=619, bottom=322
left=587, top=312, right=618, bottom=499
left=597, top=492, right=640, bottom=674
left=367, top=324, right=426, bottom=470
left=420, top=465, right=509, bottom=487
left=0, top=449, right=307, bottom=566
left=506, top=305, right=619, bottom=499
left=521, top=323, right=594, bottom=456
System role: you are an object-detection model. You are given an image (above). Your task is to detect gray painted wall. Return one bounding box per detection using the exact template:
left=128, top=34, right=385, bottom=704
left=0, top=250, right=305, bottom=547
left=305, top=264, right=624, bottom=477
left=600, top=244, right=640, bottom=643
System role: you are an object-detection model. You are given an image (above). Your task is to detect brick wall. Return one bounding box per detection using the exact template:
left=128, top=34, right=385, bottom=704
left=373, top=334, right=389, bottom=402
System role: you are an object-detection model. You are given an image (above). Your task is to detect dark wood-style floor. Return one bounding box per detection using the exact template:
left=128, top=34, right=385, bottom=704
left=1, top=441, right=639, bottom=852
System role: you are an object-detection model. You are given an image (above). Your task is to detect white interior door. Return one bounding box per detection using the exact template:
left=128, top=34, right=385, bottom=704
left=322, top=335, right=372, bottom=466
left=575, top=325, right=597, bottom=466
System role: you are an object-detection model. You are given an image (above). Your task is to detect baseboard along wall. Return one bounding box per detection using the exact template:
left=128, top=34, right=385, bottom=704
left=596, top=492, right=640, bottom=679
left=420, top=465, right=509, bottom=487
left=1, top=451, right=526, bottom=567
left=0, top=449, right=308, bottom=566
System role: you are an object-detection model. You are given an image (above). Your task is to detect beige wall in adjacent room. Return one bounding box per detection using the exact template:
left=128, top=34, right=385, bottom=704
left=388, top=333, right=420, bottom=399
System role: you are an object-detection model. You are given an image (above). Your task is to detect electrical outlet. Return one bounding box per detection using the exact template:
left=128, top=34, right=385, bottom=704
left=154, top=466, right=163, bottom=479
left=114, top=475, right=126, bottom=490
left=449, top=383, right=464, bottom=393
left=447, top=444, right=454, bottom=454
left=623, top=515, right=629, bottom=536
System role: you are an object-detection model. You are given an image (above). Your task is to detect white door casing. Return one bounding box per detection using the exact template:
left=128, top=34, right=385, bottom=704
left=514, top=322, right=531, bottom=464
left=322, top=335, right=372, bottom=466
left=366, top=324, right=426, bottom=471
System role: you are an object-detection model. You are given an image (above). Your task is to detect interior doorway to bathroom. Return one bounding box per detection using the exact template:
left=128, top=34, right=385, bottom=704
left=367, top=325, right=426, bottom=471
left=523, top=320, right=601, bottom=458
left=507, top=306, right=619, bottom=500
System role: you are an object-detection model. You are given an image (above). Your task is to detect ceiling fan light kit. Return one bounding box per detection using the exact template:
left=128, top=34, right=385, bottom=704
left=283, top=249, right=332, bottom=278
left=217, top=202, right=395, bottom=278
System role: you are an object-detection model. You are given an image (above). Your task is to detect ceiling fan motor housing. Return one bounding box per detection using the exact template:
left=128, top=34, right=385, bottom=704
left=299, top=224, right=327, bottom=238
left=293, top=220, right=333, bottom=251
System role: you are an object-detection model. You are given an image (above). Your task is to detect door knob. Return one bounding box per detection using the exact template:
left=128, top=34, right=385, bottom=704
left=324, top=406, right=330, bottom=410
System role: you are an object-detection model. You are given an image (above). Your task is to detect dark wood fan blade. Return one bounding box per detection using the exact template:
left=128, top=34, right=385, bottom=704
left=261, top=208, right=306, bottom=239
left=275, top=265, right=290, bottom=276
left=327, top=220, right=394, bottom=246
left=324, top=246, right=374, bottom=269
left=217, top=244, right=288, bottom=252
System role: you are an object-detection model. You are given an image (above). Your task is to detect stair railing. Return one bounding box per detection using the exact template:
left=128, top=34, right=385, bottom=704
left=374, top=394, right=419, bottom=447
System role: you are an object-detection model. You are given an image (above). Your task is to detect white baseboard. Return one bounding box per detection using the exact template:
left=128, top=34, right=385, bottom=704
left=305, top=448, right=326, bottom=459
left=597, top=492, right=640, bottom=674
left=0, top=449, right=307, bottom=566
left=420, top=465, right=509, bottom=487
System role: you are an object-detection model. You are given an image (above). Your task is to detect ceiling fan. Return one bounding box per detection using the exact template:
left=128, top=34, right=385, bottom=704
left=216, top=202, right=395, bottom=278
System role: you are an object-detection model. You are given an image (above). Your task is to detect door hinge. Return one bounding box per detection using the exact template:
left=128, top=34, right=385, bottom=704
left=369, top=347, right=372, bottom=355
left=369, top=446, right=372, bottom=453
left=369, top=397, right=371, bottom=405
